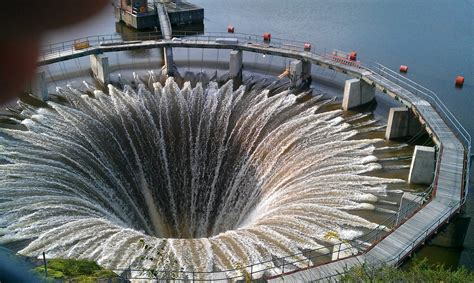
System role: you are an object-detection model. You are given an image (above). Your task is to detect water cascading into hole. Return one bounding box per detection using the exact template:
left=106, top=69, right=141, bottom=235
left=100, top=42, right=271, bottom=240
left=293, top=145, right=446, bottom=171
left=0, top=77, right=403, bottom=278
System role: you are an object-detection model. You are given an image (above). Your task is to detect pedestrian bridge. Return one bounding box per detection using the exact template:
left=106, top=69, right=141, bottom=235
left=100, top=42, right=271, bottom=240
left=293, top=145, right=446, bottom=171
left=35, top=32, right=471, bottom=281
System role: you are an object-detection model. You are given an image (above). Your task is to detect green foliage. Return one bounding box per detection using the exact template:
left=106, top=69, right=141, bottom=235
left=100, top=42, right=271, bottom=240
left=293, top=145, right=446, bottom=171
left=324, top=231, right=341, bottom=242
left=340, top=258, right=474, bottom=283
left=33, top=258, right=119, bottom=282
left=233, top=261, right=252, bottom=283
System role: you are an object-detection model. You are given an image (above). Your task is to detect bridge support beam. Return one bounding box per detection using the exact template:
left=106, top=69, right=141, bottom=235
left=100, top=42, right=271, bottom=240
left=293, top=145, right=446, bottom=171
left=408, top=145, right=435, bottom=185
left=229, top=50, right=243, bottom=80
left=342, top=78, right=375, bottom=110
left=31, top=71, right=48, bottom=101
left=385, top=107, right=421, bottom=140
left=90, top=54, right=110, bottom=85
left=163, top=47, right=175, bottom=77
left=289, top=60, right=311, bottom=88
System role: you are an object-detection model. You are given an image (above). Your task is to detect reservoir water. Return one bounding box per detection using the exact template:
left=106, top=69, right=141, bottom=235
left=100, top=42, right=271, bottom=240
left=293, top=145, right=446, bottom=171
left=42, top=0, right=474, bottom=270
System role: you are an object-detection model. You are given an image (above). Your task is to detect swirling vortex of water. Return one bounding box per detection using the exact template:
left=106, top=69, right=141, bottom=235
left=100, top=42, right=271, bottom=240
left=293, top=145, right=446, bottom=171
left=0, top=78, right=401, bottom=277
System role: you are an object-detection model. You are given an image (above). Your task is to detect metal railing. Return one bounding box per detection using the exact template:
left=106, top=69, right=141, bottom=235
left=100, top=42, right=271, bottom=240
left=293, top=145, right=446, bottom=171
left=360, top=62, right=471, bottom=202
left=38, top=31, right=322, bottom=63
left=105, top=185, right=433, bottom=281
left=317, top=201, right=460, bottom=282
left=2, top=188, right=432, bottom=281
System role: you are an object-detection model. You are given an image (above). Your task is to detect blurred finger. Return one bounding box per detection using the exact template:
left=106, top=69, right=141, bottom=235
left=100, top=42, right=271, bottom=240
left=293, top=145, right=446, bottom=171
left=0, top=0, right=110, bottom=37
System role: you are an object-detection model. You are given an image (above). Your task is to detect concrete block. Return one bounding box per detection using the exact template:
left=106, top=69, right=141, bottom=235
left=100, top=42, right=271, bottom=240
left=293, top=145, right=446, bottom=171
left=331, top=242, right=356, bottom=260
left=229, top=50, right=243, bottom=79
left=342, top=78, right=375, bottom=110
left=408, top=145, right=436, bottom=185
left=396, top=192, right=423, bottom=225
left=31, top=71, right=48, bottom=101
left=90, top=54, right=110, bottom=85
left=289, top=60, right=312, bottom=88
left=385, top=107, right=409, bottom=140
left=289, top=60, right=303, bottom=88
left=163, top=47, right=175, bottom=76
left=386, top=107, right=422, bottom=140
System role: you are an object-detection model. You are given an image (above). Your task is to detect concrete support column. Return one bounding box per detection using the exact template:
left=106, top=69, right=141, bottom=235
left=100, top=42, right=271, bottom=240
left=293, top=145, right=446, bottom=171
left=408, top=145, right=436, bottom=185
left=90, top=54, right=110, bottom=85
left=289, top=60, right=312, bottom=88
left=302, top=60, right=312, bottom=82
left=396, top=192, right=423, bottom=225
left=342, top=78, right=375, bottom=110
left=229, top=50, right=243, bottom=80
left=385, top=107, right=421, bottom=140
left=31, top=71, right=48, bottom=101
left=289, top=60, right=302, bottom=88
left=163, top=47, right=175, bottom=77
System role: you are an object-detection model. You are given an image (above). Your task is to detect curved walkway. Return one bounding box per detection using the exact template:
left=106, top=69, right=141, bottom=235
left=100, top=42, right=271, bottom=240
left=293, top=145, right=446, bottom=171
left=37, top=33, right=471, bottom=281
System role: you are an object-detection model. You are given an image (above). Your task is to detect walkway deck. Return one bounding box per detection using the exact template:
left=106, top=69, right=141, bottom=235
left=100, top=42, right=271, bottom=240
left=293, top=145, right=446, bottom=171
left=36, top=34, right=470, bottom=282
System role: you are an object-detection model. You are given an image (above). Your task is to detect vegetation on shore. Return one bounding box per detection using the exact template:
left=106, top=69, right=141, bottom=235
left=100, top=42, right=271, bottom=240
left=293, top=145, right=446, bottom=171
left=30, top=256, right=474, bottom=282
left=33, top=258, right=120, bottom=282
left=341, top=258, right=474, bottom=282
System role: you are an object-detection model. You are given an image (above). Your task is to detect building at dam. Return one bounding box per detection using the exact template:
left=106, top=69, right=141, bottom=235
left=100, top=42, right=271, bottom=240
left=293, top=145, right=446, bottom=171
left=114, top=0, right=204, bottom=30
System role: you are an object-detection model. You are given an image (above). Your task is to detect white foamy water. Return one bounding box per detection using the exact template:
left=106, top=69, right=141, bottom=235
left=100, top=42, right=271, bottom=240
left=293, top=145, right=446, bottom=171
left=0, top=78, right=402, bottom=279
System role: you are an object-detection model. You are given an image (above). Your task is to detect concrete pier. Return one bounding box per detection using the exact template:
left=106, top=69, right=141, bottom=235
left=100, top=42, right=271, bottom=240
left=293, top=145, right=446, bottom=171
left=396, top=192, right=423, bottom=225
left=229, top=50, right=243, bottom=80
left=342, top=78, right=375, bottom=110
left=408, top=145, right=436, bottom=185
left=90, top=54, right=110, bottom=85
left=385, top=107, right=422, bottom=140
left=31, top=71, right=48, bottom=101
left=163, top=47, right=175, bottom=76
left=289, top=60, right=311, bottom=88
left=331, top=242, right=356, bottom=261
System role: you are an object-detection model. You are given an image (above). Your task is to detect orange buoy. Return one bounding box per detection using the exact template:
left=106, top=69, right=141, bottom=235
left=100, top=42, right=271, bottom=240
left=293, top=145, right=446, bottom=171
left=304, top=43, right=312, bottom=51
left=455, top=76, right=464, bottom=87
left=400, top=65, right=408, bottom=73
left=227, top=25, right=235, bottom=33
left=349, top=51, right=357, bottom=61
left=263, top=32, right=271, bottom=42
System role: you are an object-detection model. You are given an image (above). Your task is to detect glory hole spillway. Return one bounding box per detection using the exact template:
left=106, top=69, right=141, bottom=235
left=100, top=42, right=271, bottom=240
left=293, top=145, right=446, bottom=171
left=0, top=40, right=436, bottom=280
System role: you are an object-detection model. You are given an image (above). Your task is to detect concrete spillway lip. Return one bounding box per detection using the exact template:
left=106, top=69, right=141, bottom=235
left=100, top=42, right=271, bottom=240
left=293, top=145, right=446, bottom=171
left=34, top=32, right=471, bottom=281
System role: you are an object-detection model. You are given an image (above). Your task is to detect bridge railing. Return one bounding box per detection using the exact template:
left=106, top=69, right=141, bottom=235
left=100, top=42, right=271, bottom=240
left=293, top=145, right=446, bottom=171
left=107, top=185, right=433, bottom=281
left=317, top=201, right=460, bottom=282
left=5, top=185, right=432, bottom=281
left=39, top=31, right=322, bottom=62
left=360, top=62, right=471, bottom=202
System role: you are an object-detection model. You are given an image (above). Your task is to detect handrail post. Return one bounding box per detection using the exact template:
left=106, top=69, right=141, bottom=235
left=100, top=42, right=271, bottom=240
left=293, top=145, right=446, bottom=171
left=250, top=264, right=253, bottom=281
left=42, top=251, right=48, bottom=278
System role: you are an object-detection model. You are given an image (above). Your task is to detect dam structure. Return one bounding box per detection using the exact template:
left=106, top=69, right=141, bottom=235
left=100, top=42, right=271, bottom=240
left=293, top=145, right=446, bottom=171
left=13, top=31, right=472, bottom=281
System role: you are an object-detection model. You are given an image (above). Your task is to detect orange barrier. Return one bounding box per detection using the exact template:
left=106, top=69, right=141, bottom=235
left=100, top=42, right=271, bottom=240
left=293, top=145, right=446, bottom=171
left=263, top=32, right=271, bottom=42
left=455, top=76, right=464, bottom=87
left=74, top=40, right=90, bottom=50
